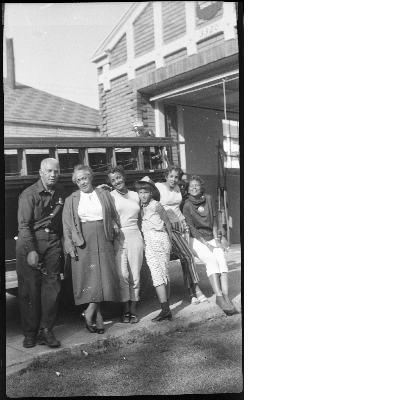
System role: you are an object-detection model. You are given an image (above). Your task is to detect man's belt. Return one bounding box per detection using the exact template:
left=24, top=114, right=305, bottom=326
left=35, top=228, right=58, bottom=234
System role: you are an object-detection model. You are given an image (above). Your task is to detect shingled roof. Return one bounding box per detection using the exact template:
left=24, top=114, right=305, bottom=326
left=4, top=80, right=100, bottom=128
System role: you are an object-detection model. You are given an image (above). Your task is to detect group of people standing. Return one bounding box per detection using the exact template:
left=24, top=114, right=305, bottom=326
left=16, top=158, right=238, bottom=349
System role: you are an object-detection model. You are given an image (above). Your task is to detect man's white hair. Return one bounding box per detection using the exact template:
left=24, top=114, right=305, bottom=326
left=40, top=158, right=59, bottom=170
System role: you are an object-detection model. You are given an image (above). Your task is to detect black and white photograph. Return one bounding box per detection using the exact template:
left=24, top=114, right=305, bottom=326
left=4, top=2, right=243, bottom=397
left=5, top=1, right=400, bottom=399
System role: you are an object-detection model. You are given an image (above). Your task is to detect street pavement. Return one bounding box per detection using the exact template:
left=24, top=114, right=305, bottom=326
left=5, top=245, right=242, bottom=376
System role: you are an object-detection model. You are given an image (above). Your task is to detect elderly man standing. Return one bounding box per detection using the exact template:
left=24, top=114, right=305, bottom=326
left=16, top=158, right=67, bottom=348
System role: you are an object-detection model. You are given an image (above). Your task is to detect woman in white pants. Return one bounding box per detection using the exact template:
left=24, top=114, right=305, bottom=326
left=183, top=175, right=239, bottom=316
left=108, top=166, right=143, bottom=324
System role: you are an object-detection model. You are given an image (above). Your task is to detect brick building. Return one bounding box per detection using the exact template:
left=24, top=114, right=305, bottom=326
left=90, top=1, right=240, bottom=243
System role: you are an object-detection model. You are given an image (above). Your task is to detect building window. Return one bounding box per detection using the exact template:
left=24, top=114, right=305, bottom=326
left=58, top=149, right=80, bottom=174
left=115, top=148, right=138, bottom=171
left=26, top=149, right=50, bottom=175
left=88, top=148, right=107, bottom=172
left=4, top=150, right=18, bottom=176
left=222, top=119, right=239, bottom=168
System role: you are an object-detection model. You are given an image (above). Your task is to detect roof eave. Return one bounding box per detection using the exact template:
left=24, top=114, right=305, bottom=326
left=89, top=52, right=109, bottom=65
left=4, top=118, right=99, bottom=130
left=90, top=2, right=140, bottom=63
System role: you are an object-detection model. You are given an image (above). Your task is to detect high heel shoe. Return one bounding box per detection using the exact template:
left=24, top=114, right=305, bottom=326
left=95, top=313, right=105, bottom=333
left=223, top=294, right=239, bottom=315
left=216, top=296, right=237, bottom=316
left=151, top=311, right=172, bottom=322
left=82, top=312, right=97, bottom=333
left=86, top=324, right=97, bottom=333
left=223, top=309, right=237, bottom=316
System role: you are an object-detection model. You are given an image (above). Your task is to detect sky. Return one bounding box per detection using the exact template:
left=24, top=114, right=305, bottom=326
left=3, top=2, right=133, bottom=110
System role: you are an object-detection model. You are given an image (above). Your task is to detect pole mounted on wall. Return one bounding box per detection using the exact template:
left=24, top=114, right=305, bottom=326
left=222, top=78, right=227, bottom=120
left=217, top=139, right=230, bottom=247
left=219, top=78, right=231, bottom=245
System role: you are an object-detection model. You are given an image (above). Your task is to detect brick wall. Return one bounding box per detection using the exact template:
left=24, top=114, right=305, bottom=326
left=110, top=34, right=127, bottom=69
left=140, top=94, right=156, bottom=132
left=164, top=104, right=180, bottom=165
left=130, top=87, right=143, bottom=128
left=162, top=1, right=186, bottom=44
left=102, top=74, right=133, bottom=136
left=100, top=74, right=157, bottom=137
left=134, top=2, right=154, bottom=58
left=4, top=123, right=99, bottom=137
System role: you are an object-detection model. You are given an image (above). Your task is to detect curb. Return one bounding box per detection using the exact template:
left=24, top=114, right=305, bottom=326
left=7, top=294, right=241, bottom=377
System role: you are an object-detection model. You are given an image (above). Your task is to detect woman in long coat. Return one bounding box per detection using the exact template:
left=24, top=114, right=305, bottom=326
left=62, top=164, right=120, bottom=334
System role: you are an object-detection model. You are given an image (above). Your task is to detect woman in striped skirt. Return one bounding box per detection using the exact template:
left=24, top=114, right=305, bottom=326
left=155, top=165, right=208, bottom=305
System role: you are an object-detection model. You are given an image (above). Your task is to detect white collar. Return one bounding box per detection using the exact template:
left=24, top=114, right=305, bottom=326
left=80, top=190, right=96, bottom=197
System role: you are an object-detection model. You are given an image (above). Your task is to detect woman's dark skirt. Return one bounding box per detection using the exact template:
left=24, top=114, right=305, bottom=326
left=71, top=220, right=120, bottom=305
left=170, top=221, right=199, bottom=289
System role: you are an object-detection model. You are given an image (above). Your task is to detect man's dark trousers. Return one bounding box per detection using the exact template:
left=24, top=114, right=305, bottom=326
left=16, top=231, right=62, bottom=338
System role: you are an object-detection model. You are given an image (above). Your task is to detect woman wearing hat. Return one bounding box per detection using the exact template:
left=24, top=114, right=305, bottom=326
left=155, top=165, right=208, bottom=305
left=183, top=175, right=239, bottom=316
left=134, top=177, right=173, bottom=322
left=107, top=165, right=144, bottom=324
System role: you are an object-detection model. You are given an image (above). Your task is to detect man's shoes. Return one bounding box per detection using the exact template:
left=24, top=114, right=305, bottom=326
left=36, top=328, right=61, bottom=348
left=23, top=336, right=36, bottom=348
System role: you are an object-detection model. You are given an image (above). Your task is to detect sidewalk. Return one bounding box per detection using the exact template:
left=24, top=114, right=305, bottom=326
left=6, top=245, right=242, bottom=377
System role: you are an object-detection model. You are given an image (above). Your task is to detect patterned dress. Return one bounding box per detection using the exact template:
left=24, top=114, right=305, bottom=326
left=141, top=199, right=171, bottom=287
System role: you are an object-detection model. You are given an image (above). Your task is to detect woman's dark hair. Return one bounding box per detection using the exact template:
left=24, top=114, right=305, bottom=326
left=72, top=164, right=93, bottom=184
left=189, top=175, right=205, bottom=194
left=178, top=179, right=189, bottom=191
left=135, top=182, right=153, bottom=193
left=164, top=164, right=184, bottom=180
left=106, top=165, right=126, bottom=183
